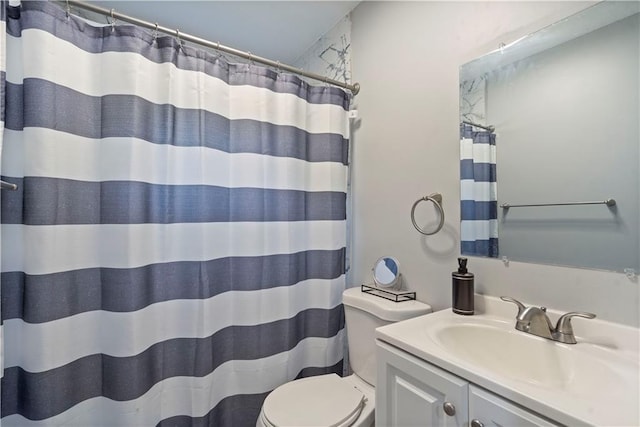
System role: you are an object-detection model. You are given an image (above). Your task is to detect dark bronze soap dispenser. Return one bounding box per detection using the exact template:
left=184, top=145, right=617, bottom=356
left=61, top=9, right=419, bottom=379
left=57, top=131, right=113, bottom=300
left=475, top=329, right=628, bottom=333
left=452, top=257, right=474, bottom=315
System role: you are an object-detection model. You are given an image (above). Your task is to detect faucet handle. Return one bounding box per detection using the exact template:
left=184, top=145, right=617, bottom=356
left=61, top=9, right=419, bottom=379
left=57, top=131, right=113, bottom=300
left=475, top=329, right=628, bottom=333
left=554, top=312, right=596, bottom=344
left=500, top=296, right=526, bottom=316
left=555, top=311, right=596, bottom=334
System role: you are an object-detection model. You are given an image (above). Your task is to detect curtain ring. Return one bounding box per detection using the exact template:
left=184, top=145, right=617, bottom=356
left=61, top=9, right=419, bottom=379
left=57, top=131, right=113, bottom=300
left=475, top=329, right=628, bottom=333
left=65, top=0, right=70, bottom=20
left=411, top=193, right=445, bottom=235
left=175, top=29, right=183, bottom=51
left=152, top=23, right=158, bottom=42
left=108, top=8, right=116, bottom=32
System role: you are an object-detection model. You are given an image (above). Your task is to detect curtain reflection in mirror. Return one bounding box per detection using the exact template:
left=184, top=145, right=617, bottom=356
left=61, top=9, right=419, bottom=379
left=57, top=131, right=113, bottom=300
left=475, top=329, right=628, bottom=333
left=460, top=123, right=499, bottom=257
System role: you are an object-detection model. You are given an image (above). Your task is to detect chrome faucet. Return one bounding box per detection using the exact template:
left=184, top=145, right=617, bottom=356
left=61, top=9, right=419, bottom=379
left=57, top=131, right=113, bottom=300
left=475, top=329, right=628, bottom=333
left=500, top=296, right=595, bottom=344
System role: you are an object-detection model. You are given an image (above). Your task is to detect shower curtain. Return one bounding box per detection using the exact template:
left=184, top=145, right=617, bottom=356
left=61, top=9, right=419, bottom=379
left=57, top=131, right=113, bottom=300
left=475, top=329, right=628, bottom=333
left=0, top=2, right=349, bottom=426
left=460, top=123, right=498, bottom=257
left=0, top=0, right=6, bottom=390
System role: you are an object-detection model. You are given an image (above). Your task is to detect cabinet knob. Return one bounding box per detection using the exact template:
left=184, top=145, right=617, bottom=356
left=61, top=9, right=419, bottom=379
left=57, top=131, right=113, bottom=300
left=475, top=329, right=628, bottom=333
left=443, top=402, right=456, bottom=416
left=471, top=419, right=485, bottom=427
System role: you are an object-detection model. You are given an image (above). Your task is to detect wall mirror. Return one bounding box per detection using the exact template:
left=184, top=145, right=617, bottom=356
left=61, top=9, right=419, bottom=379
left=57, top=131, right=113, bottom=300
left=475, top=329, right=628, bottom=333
left=459, top=2, right=639, bottom=274
left=372, top=256, right=402, bottom=289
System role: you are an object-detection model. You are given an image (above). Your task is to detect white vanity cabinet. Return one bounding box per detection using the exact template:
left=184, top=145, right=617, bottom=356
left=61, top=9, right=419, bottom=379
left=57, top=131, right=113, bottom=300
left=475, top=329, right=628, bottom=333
left=376, top=339, right=468, bottom=426
left=377, top=341, right=560, bottom=427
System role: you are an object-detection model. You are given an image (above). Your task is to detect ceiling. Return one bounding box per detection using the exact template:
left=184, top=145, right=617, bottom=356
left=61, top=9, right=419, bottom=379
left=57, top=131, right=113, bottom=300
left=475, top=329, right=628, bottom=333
left=84, top=1, right=359, bottom=65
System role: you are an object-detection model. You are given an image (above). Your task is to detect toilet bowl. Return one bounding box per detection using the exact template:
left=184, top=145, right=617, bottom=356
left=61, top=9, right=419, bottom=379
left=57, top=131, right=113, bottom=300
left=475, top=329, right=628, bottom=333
left=256, top=287, right=432, bottom=427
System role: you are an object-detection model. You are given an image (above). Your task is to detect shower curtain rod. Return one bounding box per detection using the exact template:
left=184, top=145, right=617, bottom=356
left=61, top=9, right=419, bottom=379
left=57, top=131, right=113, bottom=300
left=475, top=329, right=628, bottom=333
left=64, top=0, right=360, bottom=95
left=462, top=120, right=495, bottom=132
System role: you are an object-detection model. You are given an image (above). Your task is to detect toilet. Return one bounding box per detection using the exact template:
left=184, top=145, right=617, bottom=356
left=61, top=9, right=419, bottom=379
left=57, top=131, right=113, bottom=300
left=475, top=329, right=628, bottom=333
left=257, top=286, right=432, bottom=427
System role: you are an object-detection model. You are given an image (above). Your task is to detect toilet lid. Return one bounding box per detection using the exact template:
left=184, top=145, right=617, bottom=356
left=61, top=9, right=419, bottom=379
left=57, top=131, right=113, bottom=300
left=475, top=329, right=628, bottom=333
left=263, top=374, right=365, bottom=427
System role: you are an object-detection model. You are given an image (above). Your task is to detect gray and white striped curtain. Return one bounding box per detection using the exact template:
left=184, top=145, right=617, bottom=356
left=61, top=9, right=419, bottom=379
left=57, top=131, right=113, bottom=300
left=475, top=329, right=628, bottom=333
left=0, top=2, right=349, bottom=425
left=460, top=123, right=498, bottom=257
left=0, top=0, right=6, bottom=389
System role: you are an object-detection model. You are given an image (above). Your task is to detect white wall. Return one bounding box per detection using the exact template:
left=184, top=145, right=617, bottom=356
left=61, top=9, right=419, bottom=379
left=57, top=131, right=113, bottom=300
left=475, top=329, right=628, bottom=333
left=350, top=1, right=640, bottom=327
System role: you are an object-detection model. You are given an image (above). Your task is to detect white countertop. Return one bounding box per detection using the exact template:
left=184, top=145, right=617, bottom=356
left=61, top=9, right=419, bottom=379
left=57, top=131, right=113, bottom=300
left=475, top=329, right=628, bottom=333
left=375, top=294, right=640, bottom=426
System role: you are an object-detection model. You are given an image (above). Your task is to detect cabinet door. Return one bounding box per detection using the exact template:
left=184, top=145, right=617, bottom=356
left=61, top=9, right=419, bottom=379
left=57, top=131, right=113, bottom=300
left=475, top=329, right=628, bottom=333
left=377, top=341, right=468, bottom=427
left=469, top=385, right=561, bottom=427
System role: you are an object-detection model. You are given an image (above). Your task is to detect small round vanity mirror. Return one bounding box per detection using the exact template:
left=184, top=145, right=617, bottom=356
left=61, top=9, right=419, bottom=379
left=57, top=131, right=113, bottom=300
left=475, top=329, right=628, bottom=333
left=372, top=256, right=402, bottom=289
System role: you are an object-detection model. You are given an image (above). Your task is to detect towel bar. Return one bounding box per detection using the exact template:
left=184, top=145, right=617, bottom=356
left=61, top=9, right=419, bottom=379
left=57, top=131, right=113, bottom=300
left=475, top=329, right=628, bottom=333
left=500, top=199, right=616, bottom=208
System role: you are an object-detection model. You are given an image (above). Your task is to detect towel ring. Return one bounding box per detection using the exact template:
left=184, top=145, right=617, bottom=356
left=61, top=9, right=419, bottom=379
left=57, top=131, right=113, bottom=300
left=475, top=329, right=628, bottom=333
left=411, top=193, right=445, bottom=235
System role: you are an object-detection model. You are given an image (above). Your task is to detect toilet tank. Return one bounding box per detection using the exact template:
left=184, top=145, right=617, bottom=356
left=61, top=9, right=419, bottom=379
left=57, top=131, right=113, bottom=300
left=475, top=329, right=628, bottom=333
left=342, top=287, right=432, bottom=387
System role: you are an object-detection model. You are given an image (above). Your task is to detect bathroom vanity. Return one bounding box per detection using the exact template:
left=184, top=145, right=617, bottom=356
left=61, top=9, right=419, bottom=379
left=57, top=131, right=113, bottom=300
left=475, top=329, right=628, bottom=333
left=375, top=295, right=640, bottom=427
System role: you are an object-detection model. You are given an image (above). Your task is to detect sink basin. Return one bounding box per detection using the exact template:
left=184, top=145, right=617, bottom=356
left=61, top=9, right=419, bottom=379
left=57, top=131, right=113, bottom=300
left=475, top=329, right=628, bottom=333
left=431, top=319, right=632, bottom=393
left=434, top=321, right=571, bottom=388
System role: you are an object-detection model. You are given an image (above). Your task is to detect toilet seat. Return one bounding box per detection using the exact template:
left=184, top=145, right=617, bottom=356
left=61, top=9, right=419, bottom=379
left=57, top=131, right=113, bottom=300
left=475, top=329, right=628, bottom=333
left=261, top=374, right=365, bottom=427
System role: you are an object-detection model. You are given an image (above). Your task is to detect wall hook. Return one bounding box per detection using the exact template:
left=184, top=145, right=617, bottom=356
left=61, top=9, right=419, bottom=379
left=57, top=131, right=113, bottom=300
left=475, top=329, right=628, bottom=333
left=0, top=180, right=18, bottom=191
